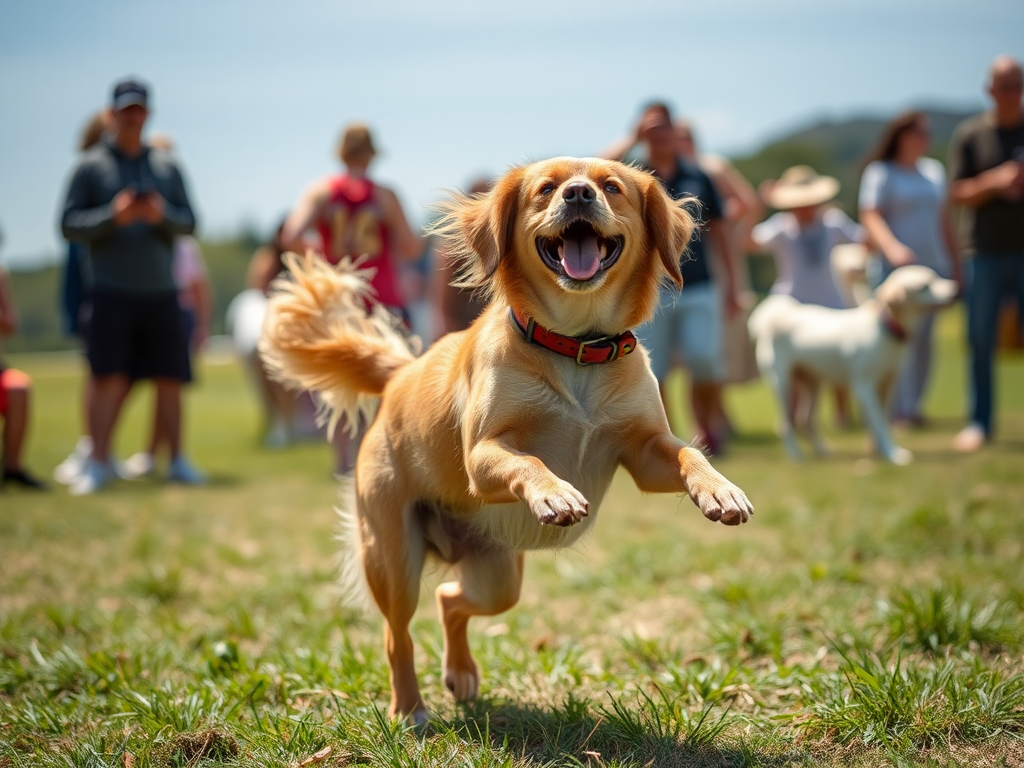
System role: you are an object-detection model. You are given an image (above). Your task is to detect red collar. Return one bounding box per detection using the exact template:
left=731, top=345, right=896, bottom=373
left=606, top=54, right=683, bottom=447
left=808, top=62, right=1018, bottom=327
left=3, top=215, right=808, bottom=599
left=880, top=308, right=908, bottom=342
left=509, top=308, right=637, bottom=365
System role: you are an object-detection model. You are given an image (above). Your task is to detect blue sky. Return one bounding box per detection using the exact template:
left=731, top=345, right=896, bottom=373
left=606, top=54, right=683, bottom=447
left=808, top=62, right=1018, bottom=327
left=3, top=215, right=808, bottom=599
left=1, top=0, right=1021, bottom=267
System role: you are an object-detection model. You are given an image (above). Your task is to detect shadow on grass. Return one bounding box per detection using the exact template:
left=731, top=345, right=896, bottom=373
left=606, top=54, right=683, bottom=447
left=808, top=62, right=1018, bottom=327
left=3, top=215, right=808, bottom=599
left=443, top=696, right=809, bottom=767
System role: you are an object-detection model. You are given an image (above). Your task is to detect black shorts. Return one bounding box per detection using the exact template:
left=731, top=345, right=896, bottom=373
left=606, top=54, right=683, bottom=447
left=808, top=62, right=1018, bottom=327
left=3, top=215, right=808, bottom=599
left=84, top=291, right=191, bottom=381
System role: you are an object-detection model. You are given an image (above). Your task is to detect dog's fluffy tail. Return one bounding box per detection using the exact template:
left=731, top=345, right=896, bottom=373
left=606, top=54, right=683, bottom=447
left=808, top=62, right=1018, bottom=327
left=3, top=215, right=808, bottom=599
left=259, top=251, right=420, bottom=437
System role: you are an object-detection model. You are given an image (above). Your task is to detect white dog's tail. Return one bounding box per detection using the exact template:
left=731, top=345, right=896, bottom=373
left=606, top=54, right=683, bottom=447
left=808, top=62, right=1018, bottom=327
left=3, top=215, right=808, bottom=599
left=259, top=252, right=420, bottom=437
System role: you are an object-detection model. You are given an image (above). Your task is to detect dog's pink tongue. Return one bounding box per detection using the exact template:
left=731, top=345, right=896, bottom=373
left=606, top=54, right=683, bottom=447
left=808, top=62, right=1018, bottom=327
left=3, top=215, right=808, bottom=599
left=558, top=237, right=601, bottom=280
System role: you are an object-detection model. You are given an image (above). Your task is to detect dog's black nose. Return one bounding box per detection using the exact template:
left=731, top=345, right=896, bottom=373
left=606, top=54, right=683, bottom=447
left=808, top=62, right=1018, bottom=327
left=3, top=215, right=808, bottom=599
left=562, top=182, right=595, bottom=204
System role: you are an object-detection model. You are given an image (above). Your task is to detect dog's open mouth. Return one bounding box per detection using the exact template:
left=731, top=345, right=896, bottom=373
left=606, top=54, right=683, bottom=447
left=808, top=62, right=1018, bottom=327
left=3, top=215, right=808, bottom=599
left=536, top=220, right=624, bottom=282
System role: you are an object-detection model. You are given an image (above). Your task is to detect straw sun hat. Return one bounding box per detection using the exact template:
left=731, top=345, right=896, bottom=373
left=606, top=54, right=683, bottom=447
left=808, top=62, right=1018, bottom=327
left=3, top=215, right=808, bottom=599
left=765, top=165, right=840, bottom=210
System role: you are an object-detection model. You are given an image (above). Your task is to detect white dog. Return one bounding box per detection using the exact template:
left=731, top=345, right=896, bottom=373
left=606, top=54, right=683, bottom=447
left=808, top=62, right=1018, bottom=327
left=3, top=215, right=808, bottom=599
left=748, top=265, right=958, bottom=464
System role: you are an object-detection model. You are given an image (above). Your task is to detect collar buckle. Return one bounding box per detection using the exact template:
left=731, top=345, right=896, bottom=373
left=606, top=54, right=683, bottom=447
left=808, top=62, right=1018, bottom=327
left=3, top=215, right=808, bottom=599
left=576, top=335, right=617, bottom=366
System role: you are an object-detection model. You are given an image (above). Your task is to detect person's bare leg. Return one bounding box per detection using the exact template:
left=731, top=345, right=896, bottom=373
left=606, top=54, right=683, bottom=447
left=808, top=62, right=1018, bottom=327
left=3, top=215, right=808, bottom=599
left=690, top=381, right=721, bottom=450
left=81, top=375, right=95, bottom=443
left=89, top=374, right=132, bottom=463
left=2, top=385, right=29, bottom=471
left=268, top=378, right=295, bottom=430
left=153, top=378, right=182, bottom=459
left=713, top=393, right=737, bottom=441
left=145, top=386, right=163, bottom=458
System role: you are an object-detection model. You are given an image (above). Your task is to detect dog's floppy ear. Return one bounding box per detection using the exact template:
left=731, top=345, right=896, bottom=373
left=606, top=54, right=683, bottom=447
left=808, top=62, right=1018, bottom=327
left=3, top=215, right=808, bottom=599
left=642, top=176, right=696, bottom=289
left=430, top=166, right=524, bottom=290
left=874, top=274, right=907, bottom=310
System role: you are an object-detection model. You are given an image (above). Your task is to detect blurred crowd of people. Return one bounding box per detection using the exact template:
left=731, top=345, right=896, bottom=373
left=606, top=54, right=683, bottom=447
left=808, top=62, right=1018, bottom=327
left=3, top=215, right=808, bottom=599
left=1, top=53, right=1022, bottom=493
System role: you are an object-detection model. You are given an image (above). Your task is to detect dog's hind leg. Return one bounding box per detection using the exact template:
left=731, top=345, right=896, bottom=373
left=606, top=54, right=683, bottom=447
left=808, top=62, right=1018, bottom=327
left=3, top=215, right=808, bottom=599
left=435, top=549, right=524, bottom=701
left=763, top=357, right=803, bottom=461
left=853, top=379, right=911, bottom=465
left=801, top=376, right=830, bottom=457
left=359, top=493, right=429, bottom=724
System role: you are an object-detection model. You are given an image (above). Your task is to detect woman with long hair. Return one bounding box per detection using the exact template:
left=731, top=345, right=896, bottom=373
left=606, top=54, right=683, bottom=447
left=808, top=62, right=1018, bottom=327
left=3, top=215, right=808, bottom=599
left=858, top=110, right=962, bottom=426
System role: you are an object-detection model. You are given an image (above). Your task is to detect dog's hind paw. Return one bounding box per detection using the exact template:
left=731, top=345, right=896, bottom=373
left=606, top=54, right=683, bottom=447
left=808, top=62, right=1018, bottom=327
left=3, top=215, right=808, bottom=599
left=531, top=479, right=590, bottom=526
left=443, top=665, right=480, bottom=701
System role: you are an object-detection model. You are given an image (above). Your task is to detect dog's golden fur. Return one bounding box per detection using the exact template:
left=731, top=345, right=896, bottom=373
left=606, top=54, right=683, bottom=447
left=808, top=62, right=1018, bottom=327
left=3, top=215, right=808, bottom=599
left=260, top=157, right=753, bottom=724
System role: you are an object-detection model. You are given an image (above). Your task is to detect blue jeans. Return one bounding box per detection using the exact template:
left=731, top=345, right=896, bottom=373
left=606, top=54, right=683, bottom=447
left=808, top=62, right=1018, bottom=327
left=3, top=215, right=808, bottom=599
left=966, top=254, right=1024, bottom=435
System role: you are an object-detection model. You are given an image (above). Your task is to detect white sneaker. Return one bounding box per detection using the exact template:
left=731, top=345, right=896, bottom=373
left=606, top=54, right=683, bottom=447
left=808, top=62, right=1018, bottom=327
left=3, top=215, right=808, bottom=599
left=169, top=455, right=206, bottom=485
left=53, top=436, right=93, bottom=485
left=68, top=458, right=117, bottom=496
left=121, top=452, right=156, bottom=480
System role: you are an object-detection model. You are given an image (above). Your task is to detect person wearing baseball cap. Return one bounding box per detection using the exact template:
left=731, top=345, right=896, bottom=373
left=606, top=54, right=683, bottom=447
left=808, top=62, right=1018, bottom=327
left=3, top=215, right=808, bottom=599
left=111, top=79, right=148, bottom=111
left=59, top=77, right=205, bottom=494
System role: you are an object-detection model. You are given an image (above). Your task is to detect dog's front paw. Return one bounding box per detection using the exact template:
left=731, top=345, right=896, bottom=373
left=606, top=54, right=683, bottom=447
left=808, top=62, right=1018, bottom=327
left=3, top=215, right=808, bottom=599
left=529, top=479, right=589, bottom=526
left=689, top=476, right=754, bottom=526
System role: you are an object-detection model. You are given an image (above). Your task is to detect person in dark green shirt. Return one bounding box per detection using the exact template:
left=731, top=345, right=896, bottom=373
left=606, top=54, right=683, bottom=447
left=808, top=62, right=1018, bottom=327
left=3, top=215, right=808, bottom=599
left=60, top=78, right=203, bottom=494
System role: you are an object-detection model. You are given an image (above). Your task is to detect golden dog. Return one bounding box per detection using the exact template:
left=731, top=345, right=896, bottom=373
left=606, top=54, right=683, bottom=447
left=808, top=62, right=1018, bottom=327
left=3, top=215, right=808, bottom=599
left=260, top=157, right=754, bottom=724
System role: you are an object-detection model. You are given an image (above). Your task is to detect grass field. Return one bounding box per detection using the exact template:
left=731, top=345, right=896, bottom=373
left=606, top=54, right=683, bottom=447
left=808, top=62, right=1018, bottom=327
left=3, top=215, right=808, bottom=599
left=2, top=309, right=1024, bottom=767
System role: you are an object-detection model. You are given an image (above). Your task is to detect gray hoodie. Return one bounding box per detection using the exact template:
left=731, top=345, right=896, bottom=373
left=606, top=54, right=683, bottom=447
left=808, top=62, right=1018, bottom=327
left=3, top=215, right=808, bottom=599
left=61, top=136, right=196, bottom=295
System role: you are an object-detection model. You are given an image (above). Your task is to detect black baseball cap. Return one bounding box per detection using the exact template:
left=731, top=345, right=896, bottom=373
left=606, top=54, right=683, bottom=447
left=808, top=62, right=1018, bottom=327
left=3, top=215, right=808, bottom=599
left=111, top=78, right=148, bottom=111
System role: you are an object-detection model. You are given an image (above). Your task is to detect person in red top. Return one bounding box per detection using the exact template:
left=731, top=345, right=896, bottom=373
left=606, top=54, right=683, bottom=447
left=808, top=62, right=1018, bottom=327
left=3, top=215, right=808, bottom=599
left=282, top=123, right=422, bottom=316
left=281, top=123, right=423, bottom=471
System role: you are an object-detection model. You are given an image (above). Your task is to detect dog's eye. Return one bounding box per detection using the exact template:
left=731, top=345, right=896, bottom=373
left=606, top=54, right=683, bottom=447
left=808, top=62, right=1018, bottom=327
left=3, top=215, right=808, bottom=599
left=603, top=181, right=621, bottom=194
left=539, top=183, right=556, bottom=196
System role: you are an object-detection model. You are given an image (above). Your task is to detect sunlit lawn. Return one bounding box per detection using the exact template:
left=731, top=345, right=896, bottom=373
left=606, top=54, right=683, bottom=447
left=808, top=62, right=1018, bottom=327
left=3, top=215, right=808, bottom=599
left=2, top=307, right=1024, bottom=767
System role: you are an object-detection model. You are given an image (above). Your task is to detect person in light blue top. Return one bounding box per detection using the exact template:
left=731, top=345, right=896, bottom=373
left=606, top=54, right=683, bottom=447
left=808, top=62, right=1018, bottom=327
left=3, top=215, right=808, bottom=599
left=859, top=110, right=962, bottom=426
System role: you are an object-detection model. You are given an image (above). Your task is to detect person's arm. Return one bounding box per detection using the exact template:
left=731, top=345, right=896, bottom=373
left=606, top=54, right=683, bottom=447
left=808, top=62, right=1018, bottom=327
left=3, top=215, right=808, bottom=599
left=247, top=246, right=277, bottom=293
left=707, top=219, right=740, bottom=317
left=857, top=162, right=913, bottom=266
left=188, top=275, right=213, bottom=351
left=143, top=163, right=196, bottom=237
left=61, top=163, right=125, bottom=242
left=859, top=209, right=915, bottom=267
left=281, top=179, right=331, bottom=253
left=435, top=244, right=471, bottom=334
left=948, top=161, right=1024, bottom=207
left=375, top=186, right=423, bottom=261
left=0, top=268, right=18, bottom=335
left=940, top=203, right=963, bottom=288
left=182, top=239, right=213, bottom=349
left=598, top=135, right=639, bottom=162
left=741, top=218, right=762, bottom=255
left=599, top=114, right=649, bottom=161
left=946, top=123, right=1024, bottom=207
left=704, top=155, right=763, bottom=223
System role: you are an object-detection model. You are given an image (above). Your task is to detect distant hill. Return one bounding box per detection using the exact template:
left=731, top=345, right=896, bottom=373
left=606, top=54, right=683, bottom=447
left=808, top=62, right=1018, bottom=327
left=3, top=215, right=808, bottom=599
left=729, top=106, right=978, bottom=217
